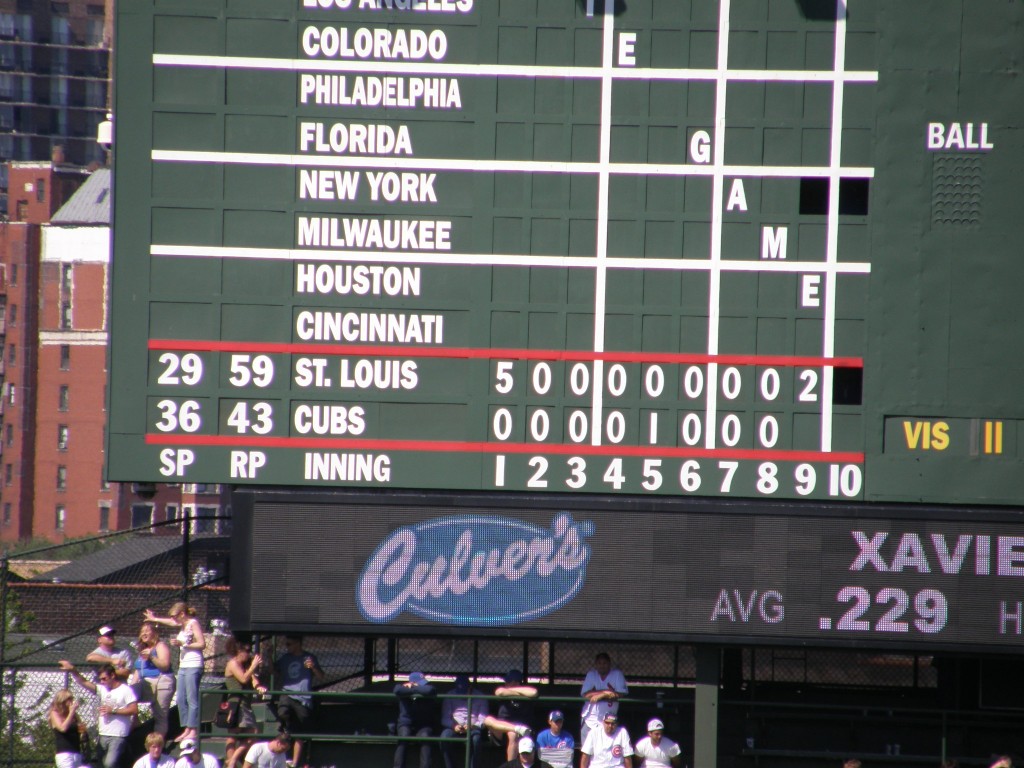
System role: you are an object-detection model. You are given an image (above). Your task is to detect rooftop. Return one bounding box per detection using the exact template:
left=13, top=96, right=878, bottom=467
left=50, top=168, right=110, bottom=225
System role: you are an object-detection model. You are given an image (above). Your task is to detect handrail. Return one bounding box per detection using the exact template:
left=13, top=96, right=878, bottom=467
left=199, top=685, right=686, bottom=768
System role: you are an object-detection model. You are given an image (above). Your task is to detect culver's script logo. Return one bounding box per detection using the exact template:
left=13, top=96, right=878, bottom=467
left=357, top=513, right=594, bottom=625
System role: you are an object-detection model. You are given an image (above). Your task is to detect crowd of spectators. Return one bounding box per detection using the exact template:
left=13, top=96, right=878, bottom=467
left=390, top=652, right=680, bottom=768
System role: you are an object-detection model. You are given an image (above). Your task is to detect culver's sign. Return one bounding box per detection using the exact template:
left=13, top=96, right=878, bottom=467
left=357, top=513, right=594, bottom=625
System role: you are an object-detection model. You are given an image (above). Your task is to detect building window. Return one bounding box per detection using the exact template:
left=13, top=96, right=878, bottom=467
left=60, top=302, right=72, bottom=330
left=98, top=504, right=110, bottom=531
left=57, top=425, right=68, bottom=450
left=2, top=503, right=9, bottom=526
left=58, top=385, right=69, bottom=411
left=61, top=263, right=72, bottom=293
left=55, top=505, right=65, bottom=531
left=56, top=465, right=67, bottom=490
left=5, top=425, right=11, bottom=447
left=166, top=504, right=179, bottom=523
left=59, top=345, right=70, bottom=370
left=4, top=463, right=11, bottom=485
left=9, top=264, right=16, bottom=286
left=7, top=344, right=14, bottom=364
left=130, top=504, right=153, bottom=529
left=14, top=201, right=26, bottom=221
left=194, top=506, right=219, bottom=534
left=35, top=178, right=44, bottom=203
left=8, top=304, right=15, bottom=327
left=7, top=384, right=14, bottom=405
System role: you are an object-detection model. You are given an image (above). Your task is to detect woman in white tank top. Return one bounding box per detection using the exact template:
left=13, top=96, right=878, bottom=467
left=145, top=602, right=205, bottom=743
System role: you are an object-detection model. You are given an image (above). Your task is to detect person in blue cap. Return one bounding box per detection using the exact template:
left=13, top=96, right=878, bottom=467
left=535, top=710, right=576, bottom=768
left=393, top=672, right=438, bottom=768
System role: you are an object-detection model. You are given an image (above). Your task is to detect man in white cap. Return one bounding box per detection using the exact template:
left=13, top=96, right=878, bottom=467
left=174, top=738, right=221, bottom=768
left=633, top=719, right=681, bottom=768
left=581, top=712, right=633, bottom=768
left=498, top=737, right=556, bottom=768
left=86, top=626, right=133, bottom=681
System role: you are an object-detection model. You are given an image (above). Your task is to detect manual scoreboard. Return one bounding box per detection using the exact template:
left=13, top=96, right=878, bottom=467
left=109, top=0, right=1024, bottom=506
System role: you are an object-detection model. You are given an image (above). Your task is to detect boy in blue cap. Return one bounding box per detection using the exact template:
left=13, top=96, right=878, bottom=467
left=535, top=710, right=575, bottom=768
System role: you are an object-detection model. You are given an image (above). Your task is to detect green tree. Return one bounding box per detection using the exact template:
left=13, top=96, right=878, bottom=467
left=0, top=570, right=53, bottom=768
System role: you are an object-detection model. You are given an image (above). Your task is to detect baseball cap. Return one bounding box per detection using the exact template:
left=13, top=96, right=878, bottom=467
left=408, top=672, right=427, bottom=685
left=98, top=626, right=115, bottom=637
left=548, top=710, right=564, bottom=722
left=604, top=713, right=619, bottom=723
left=648, top=718, right=665, bottom=732
left=505, top=668, right=523, bottom=683
left=518, top=737, right=536, bottom=754
left=178, top=739, right=197, bottom=756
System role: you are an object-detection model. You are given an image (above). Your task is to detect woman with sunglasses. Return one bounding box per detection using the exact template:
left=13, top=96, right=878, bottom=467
left=130, top=621, right=176, bottom=738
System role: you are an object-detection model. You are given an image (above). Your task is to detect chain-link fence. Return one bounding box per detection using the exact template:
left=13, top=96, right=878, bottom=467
left=0, top=515, right=946, bottom=768
left=0, top=517, right=230, bottom=768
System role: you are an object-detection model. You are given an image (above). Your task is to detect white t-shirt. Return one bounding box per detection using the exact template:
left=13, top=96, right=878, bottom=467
left=177, top=620, right=204, bottom=669
left=580, top=668, right=628, bottom=727
left=582, top=726, right=634, bottom=768
left=175, top=754, right=221, bottom=768
left=131, top=754, right=176, bottom=768
left=90, top=646, right=134, bottom=671
left=96, top=683, right=137, bottom=738
left=634, top=735, right=681, bottom=767
left=243, top=743, right=287, bottom=768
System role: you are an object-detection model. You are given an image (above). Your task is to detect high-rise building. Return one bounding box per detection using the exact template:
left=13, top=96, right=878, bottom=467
left=0, top=157, right=90, bottom=540
left=0, top=162, right=227, bottom=543
left=0, top=0, right=112, bottom=211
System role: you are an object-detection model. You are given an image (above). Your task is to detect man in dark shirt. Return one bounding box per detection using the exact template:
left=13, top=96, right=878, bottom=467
left=393, top=672, right=438, bottom=768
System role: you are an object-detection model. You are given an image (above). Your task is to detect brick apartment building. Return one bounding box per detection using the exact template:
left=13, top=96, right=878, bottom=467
left=0, top=157, right=89, bottom=540
left=0, top=0, right=112, bottom=209
left=0, top=161, right=226, bottom=543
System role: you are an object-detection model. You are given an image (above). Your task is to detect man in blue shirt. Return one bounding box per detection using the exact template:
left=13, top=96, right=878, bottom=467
left=535, top=710, right=576, bottom=768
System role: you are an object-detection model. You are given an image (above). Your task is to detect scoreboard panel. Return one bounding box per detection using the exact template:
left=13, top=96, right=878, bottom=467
left=109, top=1, right=1024, bottom=506
left=230, top=489, right=1024, bottom=652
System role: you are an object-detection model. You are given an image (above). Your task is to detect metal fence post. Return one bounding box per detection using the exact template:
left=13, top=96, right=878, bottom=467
left=182, top=511, right=191, bottom=596
left=0, top=556, right=9, bottom=768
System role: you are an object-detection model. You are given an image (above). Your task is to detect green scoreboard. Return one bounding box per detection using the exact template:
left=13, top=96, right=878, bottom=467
left=109, top=0, right=1024, bottom=506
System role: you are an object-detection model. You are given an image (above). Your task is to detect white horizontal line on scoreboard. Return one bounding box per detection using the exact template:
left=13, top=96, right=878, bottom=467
left=151, top=149, right=875, bottom=180
left=150, top=244, right=871, bottom=274
left=152, top=53, right=879, bottom=84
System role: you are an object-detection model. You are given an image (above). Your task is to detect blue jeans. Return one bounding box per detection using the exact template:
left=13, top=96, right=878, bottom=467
left=96, top=735, right=126, bottom=768
left=177, top=667, right=203, bottom=729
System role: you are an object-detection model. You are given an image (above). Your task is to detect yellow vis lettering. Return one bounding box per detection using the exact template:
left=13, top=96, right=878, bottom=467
left=902, top=420, right=949, bottom=451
